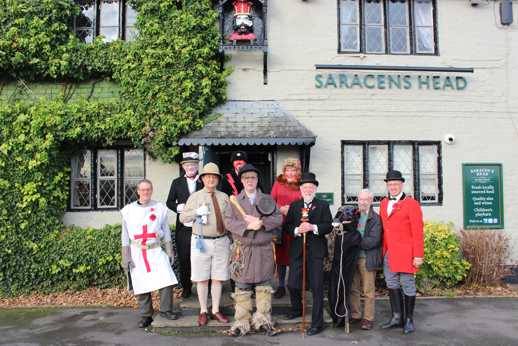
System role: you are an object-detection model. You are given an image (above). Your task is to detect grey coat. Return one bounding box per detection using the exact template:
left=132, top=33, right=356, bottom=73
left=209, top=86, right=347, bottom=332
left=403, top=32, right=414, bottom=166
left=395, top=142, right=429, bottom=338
left=225, top=190, right=283, bottom=284
left=361, top=207, right=383, bottom=272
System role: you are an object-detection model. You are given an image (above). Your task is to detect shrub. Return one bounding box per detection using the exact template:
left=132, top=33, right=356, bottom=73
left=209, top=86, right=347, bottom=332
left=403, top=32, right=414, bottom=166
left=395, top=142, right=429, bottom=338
left=416, top=222, right=471, bottom=291
left=460, top=230, right=511, bottom=286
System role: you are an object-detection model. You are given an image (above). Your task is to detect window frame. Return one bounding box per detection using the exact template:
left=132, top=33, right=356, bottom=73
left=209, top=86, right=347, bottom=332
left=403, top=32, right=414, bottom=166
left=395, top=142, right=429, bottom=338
left=337, top=0, right=439, bottom=56
left=68, top=147, right=146, bottom=211
left=73, top=0, right=137, bottom=43
left=341, top=140, right=443, bottom=206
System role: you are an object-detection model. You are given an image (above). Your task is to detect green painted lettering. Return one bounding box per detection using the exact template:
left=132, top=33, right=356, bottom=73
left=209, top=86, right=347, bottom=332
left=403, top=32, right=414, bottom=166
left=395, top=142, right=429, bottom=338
left=388, top=75, right=401, bottom=89
left=432, top=76, right=441, bottom=90
left=325, top=74, right=337, bottom=88
left=418, top=76, right=430, bottom=89
left=377, top=75, right=386, bottom=89
left=443, top=76, right=454, bottom=90
left=315, top=74, right=324, bottom=88
left=339, top=73, right=349, bottom=88
left=456, top=76, right=467, bottom=90
left=364, top=74, right=376, bottom=89
left=403, top=75, right=412, bottom=89
left=351, top=74, right=363, bottom=88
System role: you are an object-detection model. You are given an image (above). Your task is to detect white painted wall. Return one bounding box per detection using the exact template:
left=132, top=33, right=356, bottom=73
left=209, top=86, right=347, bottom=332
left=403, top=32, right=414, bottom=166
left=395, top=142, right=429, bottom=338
left=225, top=0, right=518, bottom=258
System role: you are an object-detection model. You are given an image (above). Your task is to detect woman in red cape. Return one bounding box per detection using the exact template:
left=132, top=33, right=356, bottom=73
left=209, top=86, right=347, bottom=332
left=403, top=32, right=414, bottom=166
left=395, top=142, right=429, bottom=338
left=270, top=158, right=301, bottom=298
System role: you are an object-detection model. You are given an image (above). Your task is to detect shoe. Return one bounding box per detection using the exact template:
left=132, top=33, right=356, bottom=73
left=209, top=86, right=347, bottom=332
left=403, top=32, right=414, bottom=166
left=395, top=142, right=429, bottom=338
left=273, top=287, right=286, bottom=299
left=210, top=312, right=229, bottom=323
left=381, top=289, right=403, bottom=329
left=138, top=316, right=153, bottom=328
left=182, top=289, right=192, bottom=299
left=159, top=311, right=178, bottom=320
left=360, top=319, right=374, bottom=330
left=198, top=312, right=208, bottom=326
left=285, top=311, right=302, bottom=320
left=306, top=326, right=324, bottom=336
left=403, top=294, right=416, bottom=334
left=349, top=317, right=362, bottom=324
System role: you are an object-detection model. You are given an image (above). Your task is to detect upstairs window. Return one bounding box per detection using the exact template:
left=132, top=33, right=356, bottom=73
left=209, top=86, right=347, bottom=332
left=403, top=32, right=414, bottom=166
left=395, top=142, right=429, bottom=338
left=74, top=0, right=137, bottom=43
left=338, top=0, right=437, bottom=55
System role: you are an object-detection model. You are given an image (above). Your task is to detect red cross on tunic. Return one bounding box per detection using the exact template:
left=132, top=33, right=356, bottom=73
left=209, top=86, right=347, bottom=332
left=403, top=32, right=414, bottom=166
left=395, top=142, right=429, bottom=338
left=134, top=224, right=157, bottom=273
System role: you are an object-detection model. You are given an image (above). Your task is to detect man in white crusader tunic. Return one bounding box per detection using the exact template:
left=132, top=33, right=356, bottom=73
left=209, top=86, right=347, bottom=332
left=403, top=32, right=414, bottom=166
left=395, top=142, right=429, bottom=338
left=121, top=179, right=178, bottom=328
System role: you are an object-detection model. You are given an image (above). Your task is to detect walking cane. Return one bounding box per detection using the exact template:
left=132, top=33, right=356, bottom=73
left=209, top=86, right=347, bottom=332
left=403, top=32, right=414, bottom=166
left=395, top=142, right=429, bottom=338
left=300, top=207, right=310, bottom=336
left=302, top=231, right=307, bottom=336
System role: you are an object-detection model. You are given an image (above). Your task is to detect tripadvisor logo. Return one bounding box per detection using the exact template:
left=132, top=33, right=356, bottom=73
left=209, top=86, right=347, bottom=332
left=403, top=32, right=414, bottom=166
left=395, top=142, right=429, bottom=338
left=315, top=73, right=468, bottom=91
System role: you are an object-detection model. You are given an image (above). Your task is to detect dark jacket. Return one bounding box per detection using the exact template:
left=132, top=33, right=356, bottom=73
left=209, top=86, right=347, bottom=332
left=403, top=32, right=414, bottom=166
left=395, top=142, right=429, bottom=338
left=166, top=176, right=203, bottom=229
left=360, top=207, right=383, bottom=272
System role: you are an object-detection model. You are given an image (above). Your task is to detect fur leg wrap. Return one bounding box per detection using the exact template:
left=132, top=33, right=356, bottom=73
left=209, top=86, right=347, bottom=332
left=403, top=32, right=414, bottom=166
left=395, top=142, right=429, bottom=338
left=252, top=286, right=274, bottom=332
left=230, top=289, right=252, bottom=336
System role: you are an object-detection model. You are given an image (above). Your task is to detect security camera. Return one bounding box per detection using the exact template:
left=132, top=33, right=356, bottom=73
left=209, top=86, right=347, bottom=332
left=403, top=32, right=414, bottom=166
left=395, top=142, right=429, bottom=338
left=444, top=134, right=455, bottom=144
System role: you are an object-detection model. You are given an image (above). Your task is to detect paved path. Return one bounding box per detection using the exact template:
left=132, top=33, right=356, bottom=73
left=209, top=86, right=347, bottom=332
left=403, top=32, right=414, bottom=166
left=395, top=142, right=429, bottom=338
left=1, top=298, right=517, bottom=345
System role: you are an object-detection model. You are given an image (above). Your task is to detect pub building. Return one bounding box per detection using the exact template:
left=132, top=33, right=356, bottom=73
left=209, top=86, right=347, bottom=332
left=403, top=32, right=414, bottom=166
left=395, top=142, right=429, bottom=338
left=59, top=1, right=517, bottom=261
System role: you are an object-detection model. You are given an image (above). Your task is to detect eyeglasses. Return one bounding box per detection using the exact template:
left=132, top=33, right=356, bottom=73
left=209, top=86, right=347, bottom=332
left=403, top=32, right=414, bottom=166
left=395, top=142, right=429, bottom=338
left=242, top=176, right=258, bottom=181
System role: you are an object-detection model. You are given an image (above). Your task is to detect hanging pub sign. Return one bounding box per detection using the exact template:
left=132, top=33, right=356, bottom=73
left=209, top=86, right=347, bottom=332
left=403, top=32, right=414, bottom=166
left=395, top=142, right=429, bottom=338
left=462, top=163, right=504, bottom=229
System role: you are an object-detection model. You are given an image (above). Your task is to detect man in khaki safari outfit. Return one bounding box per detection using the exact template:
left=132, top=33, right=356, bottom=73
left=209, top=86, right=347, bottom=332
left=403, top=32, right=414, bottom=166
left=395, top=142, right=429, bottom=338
left=225, top=164, right=283, bottom=336
left=180, top=163, right=232, bottom=326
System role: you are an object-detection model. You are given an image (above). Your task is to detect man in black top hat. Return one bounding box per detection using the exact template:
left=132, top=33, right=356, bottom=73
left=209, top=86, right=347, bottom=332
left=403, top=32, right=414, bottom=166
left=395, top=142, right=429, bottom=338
left=166, top=152, right=203, bottom=298
left=284, top=172, right=333, bottom=336
left=221, top=151, right=248, bottom=197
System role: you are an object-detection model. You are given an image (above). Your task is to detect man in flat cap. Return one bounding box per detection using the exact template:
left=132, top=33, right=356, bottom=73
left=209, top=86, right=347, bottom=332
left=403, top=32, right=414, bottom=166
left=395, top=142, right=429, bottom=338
left=284, top=172, right=333, bottom=336
left=379, top=170, right=424, bottom=334
left=166, top=152, right=203, bottom=298
left=221, top=151, right=248, bottom=197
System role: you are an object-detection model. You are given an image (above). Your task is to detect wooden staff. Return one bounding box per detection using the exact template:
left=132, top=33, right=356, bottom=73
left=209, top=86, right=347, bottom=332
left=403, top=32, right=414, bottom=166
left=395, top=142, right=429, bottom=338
left=229, top=195, right=246, bottom=217
left=302, top=231, right=307, bottom=336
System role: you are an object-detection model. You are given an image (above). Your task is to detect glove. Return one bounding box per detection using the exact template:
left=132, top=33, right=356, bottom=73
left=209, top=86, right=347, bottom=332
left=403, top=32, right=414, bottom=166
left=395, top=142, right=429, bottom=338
left=164, top=241, right=175, bottom=266
left=196, top=204, right=209, bottom=216
left=176, top=203, right=185, bottom=213
left=121, top=246, right=135, bottom=271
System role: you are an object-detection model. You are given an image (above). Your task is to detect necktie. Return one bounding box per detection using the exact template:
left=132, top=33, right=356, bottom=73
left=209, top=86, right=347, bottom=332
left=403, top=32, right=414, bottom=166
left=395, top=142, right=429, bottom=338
left=389, top=196, right=398, bottom=201
left=210, top=192, right=225, bottom=234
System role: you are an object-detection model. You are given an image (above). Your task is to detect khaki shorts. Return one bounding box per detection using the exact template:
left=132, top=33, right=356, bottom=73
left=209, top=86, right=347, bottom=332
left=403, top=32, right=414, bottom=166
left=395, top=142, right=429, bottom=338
left=190, top=234, right=231, bottom=282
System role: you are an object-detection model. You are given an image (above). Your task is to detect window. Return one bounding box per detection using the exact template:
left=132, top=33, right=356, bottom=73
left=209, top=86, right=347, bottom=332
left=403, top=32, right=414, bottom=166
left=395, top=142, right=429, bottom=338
left=74, top=0, right=138, bottom=43
left=338, top=0, right=437, bottom=55
left=342, top=141, right=442, bottom=204
left=70, top=148, right=145, bottom=210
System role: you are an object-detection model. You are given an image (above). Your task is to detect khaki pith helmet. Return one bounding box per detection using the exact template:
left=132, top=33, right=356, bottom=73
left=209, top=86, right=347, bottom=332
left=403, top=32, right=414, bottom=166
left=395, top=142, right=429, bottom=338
left=199, top=162, right=221, bottom=178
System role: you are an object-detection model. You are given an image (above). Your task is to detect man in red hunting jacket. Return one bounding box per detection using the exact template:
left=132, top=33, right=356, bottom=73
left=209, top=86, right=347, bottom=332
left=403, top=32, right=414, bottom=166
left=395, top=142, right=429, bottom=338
left=379, top=170, right=423, bottom=335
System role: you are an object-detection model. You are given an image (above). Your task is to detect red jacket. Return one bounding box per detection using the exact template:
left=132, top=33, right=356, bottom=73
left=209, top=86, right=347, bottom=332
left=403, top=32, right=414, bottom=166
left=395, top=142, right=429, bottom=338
left=380, top=195, right=424, bottom=274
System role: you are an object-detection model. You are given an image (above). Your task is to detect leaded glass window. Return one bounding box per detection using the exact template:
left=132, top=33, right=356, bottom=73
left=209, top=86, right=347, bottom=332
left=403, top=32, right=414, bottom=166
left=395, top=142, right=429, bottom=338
left=342, top=141, right=442, bottom=205
left=338, top=0, right=437, bottom=55
left=71, top=150, right=92, bottom=209
left=73, top=0, right=138, bottom=42
left=70, top=148, right=145, bottom=210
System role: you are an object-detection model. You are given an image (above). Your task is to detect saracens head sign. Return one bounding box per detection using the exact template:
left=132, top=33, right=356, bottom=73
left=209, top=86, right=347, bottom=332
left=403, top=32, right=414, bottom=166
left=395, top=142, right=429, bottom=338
left=315, top=73, right=468, bottom=91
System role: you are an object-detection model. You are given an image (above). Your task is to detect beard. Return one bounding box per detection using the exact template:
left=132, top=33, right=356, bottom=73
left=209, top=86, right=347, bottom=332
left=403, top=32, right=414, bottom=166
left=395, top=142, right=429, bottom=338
left=302, top=192, right=316, bottom=204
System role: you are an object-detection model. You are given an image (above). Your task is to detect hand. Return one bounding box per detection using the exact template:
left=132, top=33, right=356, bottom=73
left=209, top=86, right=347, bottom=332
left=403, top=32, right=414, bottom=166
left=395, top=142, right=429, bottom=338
left=176, top=203, right=185, bottom=213
left=280, top=205, right=289, bottom=216
left=298, top=222, right=314, bottom=234
left=248, top=219, right=263, bottom=231
left=196, top=205, right=209, bottom=216
left=243, top=214, right=259, bottom=224
left=413, top=257, right=424, bottom=268
left=332, top=222, right=343, bottom=232
left=122, top=258, right=135, bottom=271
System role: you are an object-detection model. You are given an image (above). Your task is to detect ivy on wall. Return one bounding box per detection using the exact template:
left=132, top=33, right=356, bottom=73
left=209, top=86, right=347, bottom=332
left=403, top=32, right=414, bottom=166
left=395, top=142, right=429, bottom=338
left=0, top=0, right=228, bottom=296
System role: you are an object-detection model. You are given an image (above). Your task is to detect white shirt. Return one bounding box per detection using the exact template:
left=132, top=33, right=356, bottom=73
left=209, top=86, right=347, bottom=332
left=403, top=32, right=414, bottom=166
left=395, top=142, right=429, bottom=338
left=294, top=201, right=319, bottom=237
left=186, top=175, right=198, bottom=195
left=387, top=192, right=403, bottom=216
left=245, top=192, right=256, bottom=205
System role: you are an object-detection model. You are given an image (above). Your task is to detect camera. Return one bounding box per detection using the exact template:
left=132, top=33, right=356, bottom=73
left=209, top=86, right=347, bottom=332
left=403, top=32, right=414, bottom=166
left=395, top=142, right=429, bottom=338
left=444, top=134, right=455, bottom=145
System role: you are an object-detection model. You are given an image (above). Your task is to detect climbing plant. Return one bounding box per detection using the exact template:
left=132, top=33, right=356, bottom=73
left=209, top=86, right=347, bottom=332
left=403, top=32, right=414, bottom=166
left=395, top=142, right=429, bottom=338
left=0, top=0, right=228, bottom=296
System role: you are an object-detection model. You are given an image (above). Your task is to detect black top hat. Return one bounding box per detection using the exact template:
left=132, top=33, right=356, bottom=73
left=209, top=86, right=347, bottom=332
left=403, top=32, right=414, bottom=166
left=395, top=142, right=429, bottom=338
left=384, top=170, right=405, bottom=182
left=230, top=151, right=248, bottom=163
left=238, top=163, right=260, bottom=178
left=299, top=172, right=319, bottom=186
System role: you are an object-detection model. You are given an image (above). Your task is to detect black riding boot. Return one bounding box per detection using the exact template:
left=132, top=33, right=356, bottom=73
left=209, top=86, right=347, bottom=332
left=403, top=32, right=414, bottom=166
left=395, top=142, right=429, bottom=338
left=381, top=288, right=403, bottom=329
left=403, top=294, right=416, bottom=334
